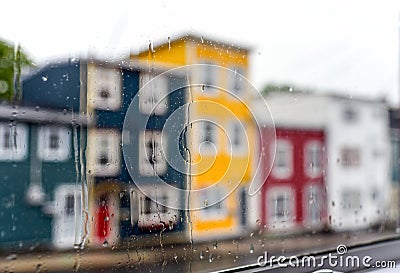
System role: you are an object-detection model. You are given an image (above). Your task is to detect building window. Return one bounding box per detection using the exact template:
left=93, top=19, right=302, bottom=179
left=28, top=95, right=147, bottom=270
left=304, top=185, right=322, bottom=226
left=340, top=147, right=361, bottom=168
left=90, top=66, right=122, bottom=111
left=140, top=195, right=168, bottom=215
left=137, top=192, right=178, bottom=230
left=37, top=126, right=71, bottom=162
left=229, top=67, right=244, bottom=95
left=272, top=140, right=293, bottom=179
left=343, top=105, right=358, bottom=122
left=88, top=129, right=121, bottom=176
left=305, top=141, right=323, bottom=177
left=139, top=73, right=168, bottom=115
left=65, top=194, right=75, bottom=217
left=391, top=139, right=400, bottom=182
left=228, top=121, right=247, bottom=155
left=139, top=130, right=167, bottom=176
left=341, top=189, right=361, bottom=211
left=52, top=184, right=82, bottom=249
left=199, top=187, right=228, bottom=219
left=141, top=196, right=153, bottom=214
left=0, top=123, right=28, bottom=161
left=195, top=120, right=219, bottom=155
left=199, top=62, right=218, bottom=94
left=267, top=188, right=294, bottom=225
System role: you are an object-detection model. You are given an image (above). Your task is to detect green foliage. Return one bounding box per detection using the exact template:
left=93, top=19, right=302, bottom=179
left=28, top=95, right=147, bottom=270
left=0, top=39, right=33, bottom=101
left=261, top=83, right=311, bottom=95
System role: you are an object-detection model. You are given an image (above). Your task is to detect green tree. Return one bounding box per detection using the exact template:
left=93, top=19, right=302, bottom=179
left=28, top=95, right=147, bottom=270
left=0, top=39, right=33, bottom=102
left=261, top=83, right=311, bottom=95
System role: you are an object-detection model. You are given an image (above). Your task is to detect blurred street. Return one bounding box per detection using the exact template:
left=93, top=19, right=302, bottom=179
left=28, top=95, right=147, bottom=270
left=1, top=230, right=398, bottom=273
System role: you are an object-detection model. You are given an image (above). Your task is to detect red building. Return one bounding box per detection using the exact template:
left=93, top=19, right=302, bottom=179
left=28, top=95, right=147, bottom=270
left=261, top=128, right=327, bottom=231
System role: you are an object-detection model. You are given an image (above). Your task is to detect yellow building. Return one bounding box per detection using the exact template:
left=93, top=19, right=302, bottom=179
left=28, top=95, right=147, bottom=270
left=131, top=34, right=255, bottom=240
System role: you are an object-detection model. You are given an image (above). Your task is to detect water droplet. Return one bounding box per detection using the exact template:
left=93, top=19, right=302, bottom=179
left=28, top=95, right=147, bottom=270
left=249, top=244, right=254, bottom=253
left=213, top=241, right=218, bottom=249
left=6, top=254, right=17, bottom=260
left=103, top=240, right=109, bottom=247
left=208, top=253, right=214, bottom=263
left=41, top=76, right=48, bottom=82
left=199, top=250, right=204, bottom=260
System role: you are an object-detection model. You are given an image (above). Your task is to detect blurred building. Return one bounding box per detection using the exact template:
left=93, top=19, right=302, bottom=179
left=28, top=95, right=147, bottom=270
left=259, top=126, right=326, bottom=232
left=257, top=92, right=391, bottom=231
left=0, top=103, right=87, bottom=249
left=389, top=108, right=400, bottom=225
left=19, top=59, right=188, bottom=248
left=131, top=34, right=257, bottom=240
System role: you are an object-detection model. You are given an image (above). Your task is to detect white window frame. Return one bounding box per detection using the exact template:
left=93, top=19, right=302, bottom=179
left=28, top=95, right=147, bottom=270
left=341, top=189, right=362, bottom=211
left=267, top=187, right=295, bottom=227
left=90, top=66, right=122, bottom=111
left=0, top=122, right=28, bottom=161
left=37, top=125, right=71, bottom=162
left=272, top=139, right=293, bottom=179
left=304, top=141, right=323, bottom=178
left=53, top=184, right=82, bottom=249
left=88, top=129, right=121, bottom=176
left=139, top=130, right=167, bottom=176
left=198, top=186, right=229, bottom=220
left=137, top=190, right=179, bottom=229
left=340, top=146, right=361, bottom=168
left=227, top=121, right=247, bottom=155
left=139, top=73, right=168, bottom=115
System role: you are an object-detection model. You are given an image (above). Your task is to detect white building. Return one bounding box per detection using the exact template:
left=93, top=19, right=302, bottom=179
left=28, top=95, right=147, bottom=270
left=259, top=92, right=391, bottom=231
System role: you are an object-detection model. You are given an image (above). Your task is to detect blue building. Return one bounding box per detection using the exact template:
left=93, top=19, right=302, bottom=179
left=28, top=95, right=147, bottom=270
left=0, top=103, right=87, bottom=250
left=20, top=59, right=188, bottom=247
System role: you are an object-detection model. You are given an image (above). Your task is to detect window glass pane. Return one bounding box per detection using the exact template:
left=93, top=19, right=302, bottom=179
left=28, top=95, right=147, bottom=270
left=272, top=140, right=293, bottom=178
left=0, top=123, right=28, bottom=160
left=1, top=2, right=400, bottom=272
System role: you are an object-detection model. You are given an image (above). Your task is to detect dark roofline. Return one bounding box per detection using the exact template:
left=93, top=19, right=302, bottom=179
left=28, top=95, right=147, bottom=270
left=23, top=57, right=186, bottom=81
left=0, top=104, right=89, bottom=126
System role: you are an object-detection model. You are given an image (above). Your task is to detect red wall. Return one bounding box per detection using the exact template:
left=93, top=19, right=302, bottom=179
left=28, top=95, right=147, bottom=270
left=260, top=127, right=326, bottom=229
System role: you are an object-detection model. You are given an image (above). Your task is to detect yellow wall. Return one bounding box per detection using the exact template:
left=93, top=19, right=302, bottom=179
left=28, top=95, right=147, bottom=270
left=131, top=37, right=253, bottom=236
left=133, top=40, right=188, bottom=67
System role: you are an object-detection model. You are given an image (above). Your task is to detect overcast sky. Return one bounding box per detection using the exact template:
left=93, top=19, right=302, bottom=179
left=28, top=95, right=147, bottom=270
left=1, top=0, right=400, bottom=104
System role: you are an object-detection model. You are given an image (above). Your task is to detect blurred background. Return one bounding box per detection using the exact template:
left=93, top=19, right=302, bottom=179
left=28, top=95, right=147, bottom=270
left=0, top=1, right=400, bottom=272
